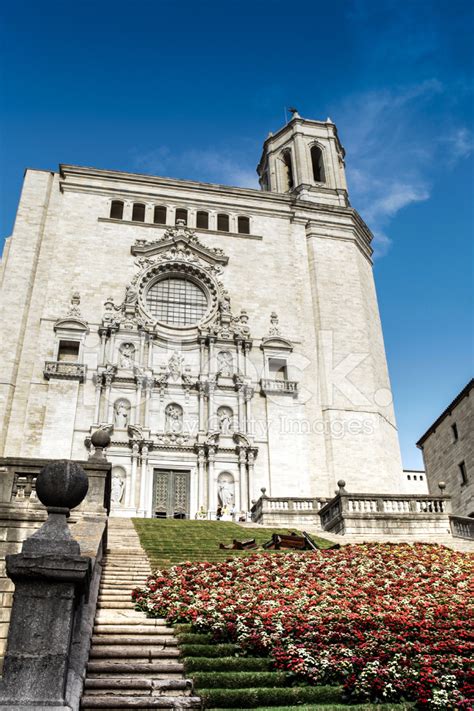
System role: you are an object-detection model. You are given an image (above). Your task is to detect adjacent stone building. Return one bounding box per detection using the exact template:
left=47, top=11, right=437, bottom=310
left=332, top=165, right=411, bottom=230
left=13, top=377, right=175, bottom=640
left=417, top=379, right=473, bottom=517
left=0, top=111, right=404, bottom=519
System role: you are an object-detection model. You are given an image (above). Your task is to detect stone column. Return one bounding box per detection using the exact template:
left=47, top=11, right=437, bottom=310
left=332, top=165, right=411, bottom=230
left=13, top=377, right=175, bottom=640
left=99, top=330, right=107, bottom=364
left=238, top=448, right=248, bottom=512
left=128, top=442, right=140, bottom=509
left=104, top=369, right=115, bottom=422
left=131, top=380, right=140, bottom=427
left=144, top=378, right=153, bottom=428
left=207, top=446, right=216, bottom=513
left=247, top=449, right=256, bottom=500
left=206, top=380, right=216, bottom=431
left=244, top=385, right=254, bottom=434
left=138, top=443, right=149, bottom=515
left=93, top=375, right=102, bottom=423
left=0, top=461, right=90, bottom=709
left=196, top=446, right=206, bottom=509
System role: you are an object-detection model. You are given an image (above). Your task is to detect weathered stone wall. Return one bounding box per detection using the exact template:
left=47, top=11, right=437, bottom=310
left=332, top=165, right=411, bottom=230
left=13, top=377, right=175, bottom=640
left=0, top=158, right=405, bottom=513
left=421, top=389, right=474, bottom=516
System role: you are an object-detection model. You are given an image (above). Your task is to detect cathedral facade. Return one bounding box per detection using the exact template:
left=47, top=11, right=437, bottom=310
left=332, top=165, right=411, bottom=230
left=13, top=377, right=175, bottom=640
left=0, top=112, right=404, bottom=518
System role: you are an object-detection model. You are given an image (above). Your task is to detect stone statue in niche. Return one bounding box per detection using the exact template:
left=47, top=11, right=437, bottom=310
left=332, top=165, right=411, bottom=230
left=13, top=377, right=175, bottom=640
left=165, top=403, right=183, bottom=433
left=218, top=473, right=234, bottom=508
left=119, top=342, right=135, bottom=368
left=217, top=350, right=233, bottom=376
left=217, top=406, right=233, bottom=434
left=111, top=471, right=125, bottom=504
left=114, top=400, right=130, bottom=429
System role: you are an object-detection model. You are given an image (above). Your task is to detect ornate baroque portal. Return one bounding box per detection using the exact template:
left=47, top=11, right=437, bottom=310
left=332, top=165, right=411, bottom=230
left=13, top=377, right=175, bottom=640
left=88, top=221, right=257, bottom=518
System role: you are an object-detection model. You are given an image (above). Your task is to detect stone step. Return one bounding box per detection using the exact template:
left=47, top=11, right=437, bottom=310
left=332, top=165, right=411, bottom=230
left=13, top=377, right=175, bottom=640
left=92, top=636, right=177, bottom=645
left=87, top=662, right=185, bottom=674
left=84, top=678, right=192, bottom=692
left=94, top=626, right=173, bottom=635
left=81, top=694, right=201, bottom=708
left=98, top=595, right=136, bottom=601
left=89, top=646, right=180, bottom=658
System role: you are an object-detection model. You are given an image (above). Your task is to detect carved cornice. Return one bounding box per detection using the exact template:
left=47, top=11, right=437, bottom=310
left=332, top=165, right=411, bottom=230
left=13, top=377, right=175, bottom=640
left=131, top=222, right=229, bottom=266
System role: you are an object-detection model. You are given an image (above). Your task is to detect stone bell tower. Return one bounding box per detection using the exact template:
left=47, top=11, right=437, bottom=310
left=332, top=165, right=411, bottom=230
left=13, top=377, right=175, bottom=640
left=256, top=109, right=348, bottom=206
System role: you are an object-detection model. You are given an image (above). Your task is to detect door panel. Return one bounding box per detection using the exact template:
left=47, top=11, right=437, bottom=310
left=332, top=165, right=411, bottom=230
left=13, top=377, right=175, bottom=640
left=153, top=469, right=190, bottom=519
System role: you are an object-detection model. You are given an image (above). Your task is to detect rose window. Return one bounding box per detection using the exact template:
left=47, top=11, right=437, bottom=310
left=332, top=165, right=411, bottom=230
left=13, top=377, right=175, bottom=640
left=145, top=277, right=208, bottom=326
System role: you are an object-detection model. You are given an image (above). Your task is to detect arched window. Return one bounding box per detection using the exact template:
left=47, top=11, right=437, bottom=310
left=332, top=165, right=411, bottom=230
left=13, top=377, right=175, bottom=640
left=217, top=213, right=229, bottom=232
left=281, top=150, right=294, bottom=191
left=132, top=203, right=145, bottom=222
left=110, top=200, right=124, bottom=219
left=175, top=208, right=188, bottom=225
left=310, top=145, right=325, bottom=183
left=237, top=216, right=250, bottom=234
left=153, top=205, right=167, bottom=224
left=196, top=211, right=209, bottom=229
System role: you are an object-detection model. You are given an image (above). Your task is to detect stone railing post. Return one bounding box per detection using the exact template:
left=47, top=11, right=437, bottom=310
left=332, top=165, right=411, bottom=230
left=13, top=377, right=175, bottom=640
left=0, top=460, right=91, bottom=709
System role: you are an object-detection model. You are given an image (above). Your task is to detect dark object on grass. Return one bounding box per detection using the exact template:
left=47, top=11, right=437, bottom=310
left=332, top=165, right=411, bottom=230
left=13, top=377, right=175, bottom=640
left=219, top=538, right=258, bottom=550
left=262, top=531, right=321, bottom=551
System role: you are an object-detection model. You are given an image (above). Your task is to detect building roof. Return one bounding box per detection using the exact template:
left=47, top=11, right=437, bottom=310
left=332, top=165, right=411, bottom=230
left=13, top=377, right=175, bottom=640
left=416, top=378, right=474, bottom=448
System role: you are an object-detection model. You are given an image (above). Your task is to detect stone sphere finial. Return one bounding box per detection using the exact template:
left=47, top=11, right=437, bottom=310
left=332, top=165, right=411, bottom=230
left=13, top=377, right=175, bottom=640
left=36, top=460, right=88, bottom=513
left=337, top=479, right=347, bottom=493
left=438, top=481, right=446, bottom=492
left=90, top=429, right=111, bottom=460
left=260, top=487, right=267, bottom=497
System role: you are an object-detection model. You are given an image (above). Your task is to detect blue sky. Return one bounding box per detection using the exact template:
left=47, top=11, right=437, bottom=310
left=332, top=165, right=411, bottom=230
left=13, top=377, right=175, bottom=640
left=1, top=0, right=473, bottom=468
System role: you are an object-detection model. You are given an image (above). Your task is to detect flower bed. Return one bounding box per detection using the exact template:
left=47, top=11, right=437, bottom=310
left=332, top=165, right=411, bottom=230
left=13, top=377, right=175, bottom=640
left=132, top=543, right=473, bottom=709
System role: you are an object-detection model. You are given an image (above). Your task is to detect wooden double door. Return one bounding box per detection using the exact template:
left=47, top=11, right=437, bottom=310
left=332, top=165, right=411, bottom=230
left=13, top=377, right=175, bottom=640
left=153, top=469, right=190, bottom=519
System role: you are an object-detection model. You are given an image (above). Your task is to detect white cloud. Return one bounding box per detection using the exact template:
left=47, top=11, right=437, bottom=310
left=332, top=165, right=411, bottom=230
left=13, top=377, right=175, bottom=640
left=336, top=81, right=473, bottom=257
left=132, top=146, right=259, bottom=190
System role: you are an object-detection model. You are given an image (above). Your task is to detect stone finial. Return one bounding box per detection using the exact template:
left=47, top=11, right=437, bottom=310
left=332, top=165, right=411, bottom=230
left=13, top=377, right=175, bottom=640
left=269, top=311, right=280, bottom=336
left=89, top=429, right=111, bottom=460
left=22, top=460, right=89, bottom=555
left=289, top=107, right=300, bottom=118
left=260, top=487, right=267, bottom=497
left=36, top=460, right=88, bottom=513
left=337, top=479, right=347, bottom=493
left=438, top=481, right=446, bottom=493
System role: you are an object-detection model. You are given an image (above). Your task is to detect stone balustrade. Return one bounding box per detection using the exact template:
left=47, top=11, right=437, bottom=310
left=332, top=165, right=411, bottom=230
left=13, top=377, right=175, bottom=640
left=251, top=494, right=327, bottom=525
left=43, top=360, right=87, bottom=382
left=260, top=378, right=298, bottom=394
left=450, top=514, right=474, bottom=540
left=319, top=483, right=452, bottom=536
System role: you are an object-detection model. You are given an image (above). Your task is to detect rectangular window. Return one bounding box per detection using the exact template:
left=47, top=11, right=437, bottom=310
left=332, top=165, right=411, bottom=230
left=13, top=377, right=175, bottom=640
left=269, top=357, right=287, bottom=381
left=459, top=461, right=468, bottom=486
left=451, top=423, right=459, bottom=441
left=57, top=340, right=80, bottom=362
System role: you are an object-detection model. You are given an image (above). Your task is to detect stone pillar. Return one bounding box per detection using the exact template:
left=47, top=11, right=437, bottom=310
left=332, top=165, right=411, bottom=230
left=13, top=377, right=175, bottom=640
left=238, top=448, right=248, bottom=512
left=128, top=442, right=140, bottom=509
left=144, top=378, right=153, bottom=428
left=196, top=446, right=206, bottom=509
left=104, top=370, right=114, bottom=423
left=134, top=377, right=143, bottom=426
left=138, top=443, right=149, bottom=515
left=207, top=446, right=216, bottom=513
left=247, top=449, right=256, bottom=500
left=206, top=380, right=216, bottom=431
left=93, top=375, right=102, bottom=424
left=99, top=331, right=107, bottom=365
left=197, top=382, right=205, bottom=432
left=244, top=385, right=254, bottom=434
left=0, top=460, right=90, bottom=709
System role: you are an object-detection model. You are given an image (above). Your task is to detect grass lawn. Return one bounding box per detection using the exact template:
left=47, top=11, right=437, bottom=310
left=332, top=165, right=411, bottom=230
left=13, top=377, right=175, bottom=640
left=132, top=518, right=333, bottom=569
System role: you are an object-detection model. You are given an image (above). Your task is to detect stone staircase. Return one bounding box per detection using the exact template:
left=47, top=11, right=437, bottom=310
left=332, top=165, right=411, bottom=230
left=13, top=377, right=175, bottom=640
left=81, top=518, right=200, bottom=709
